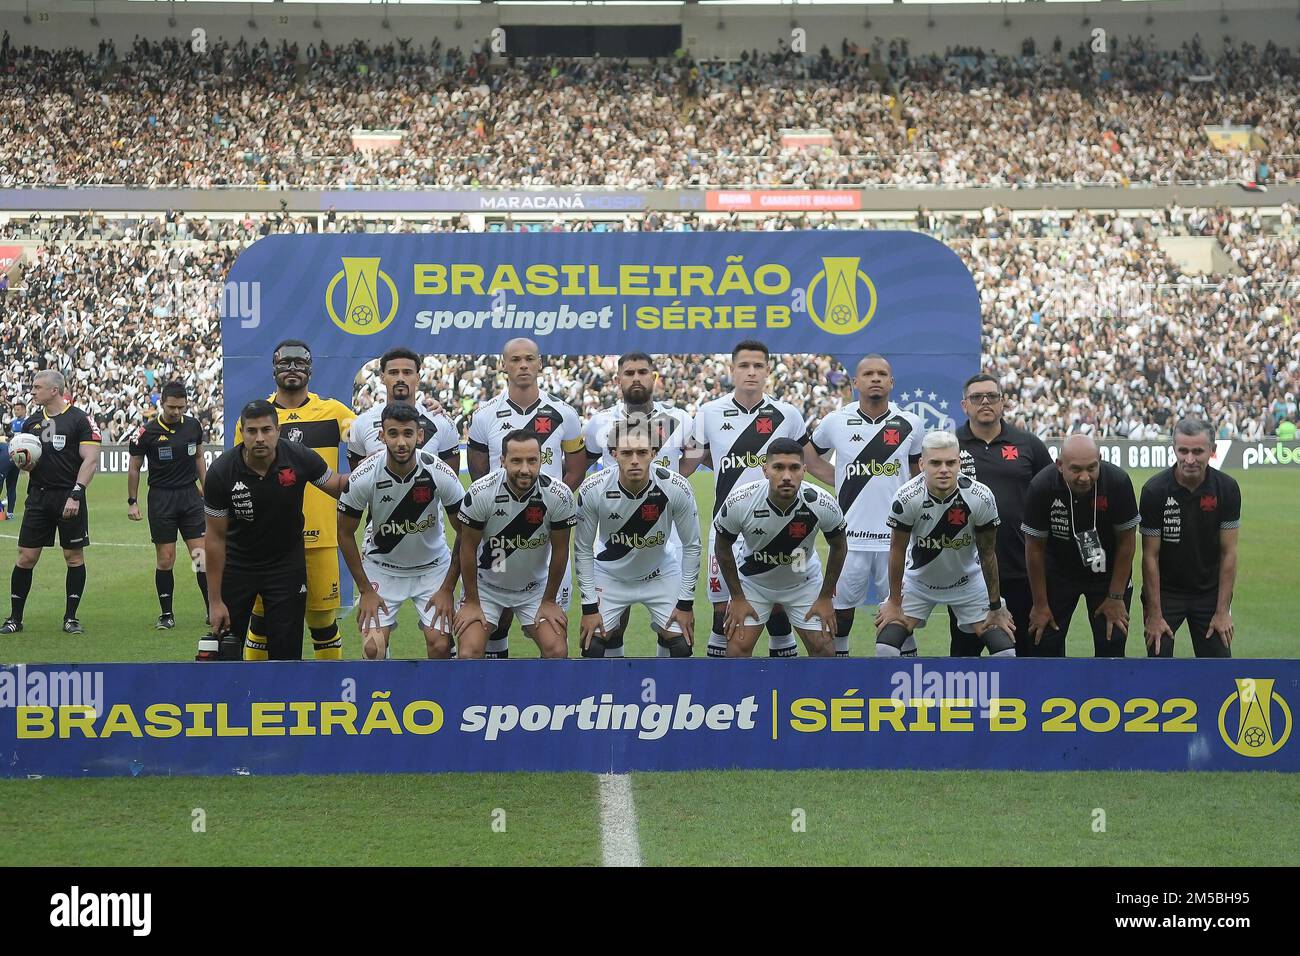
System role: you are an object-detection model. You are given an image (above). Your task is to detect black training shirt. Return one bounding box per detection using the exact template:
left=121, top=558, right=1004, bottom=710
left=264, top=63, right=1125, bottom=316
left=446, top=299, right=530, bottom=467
left=203, top=440, right=331, bottom=572
left=1021, top=461, right=1140, bottom=590
left=1139, top=466, right=1241, bottom=595
left=956, top=419, right=1053, bottom=580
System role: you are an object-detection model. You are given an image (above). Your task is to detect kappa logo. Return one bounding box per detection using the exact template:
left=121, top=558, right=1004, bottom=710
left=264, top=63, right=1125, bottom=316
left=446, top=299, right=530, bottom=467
left=494, top=508, right=507, bottom=517
left=299, top=584, right=308, bottom=594
left=849, top=434, right=864, bottom=442
left=1166, top=497, right=1178, bottom=507
left=608, top=513, right=623, bottom=520
left=806, top=255, right=878, bottom=336
left=232, top=482, right=248, bottom=492
left=326, top=256, right=399, bottom=336
left=380, top=495, right=394, bottom=503
left=285, top=413, right=301, bottom=422
left=721, top=423, right=734, bottom=431
left=1218, top=678, right=1292, bottom=758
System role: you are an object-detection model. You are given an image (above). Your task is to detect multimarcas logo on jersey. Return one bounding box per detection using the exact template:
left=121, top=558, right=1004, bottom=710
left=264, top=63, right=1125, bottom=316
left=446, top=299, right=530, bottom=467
left=1218, top=678, right=1292, bottom=758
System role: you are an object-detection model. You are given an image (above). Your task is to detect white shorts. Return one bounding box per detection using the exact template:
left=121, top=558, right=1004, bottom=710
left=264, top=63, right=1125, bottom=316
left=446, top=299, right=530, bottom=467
left=476, top=559, right=572, bottom=623
left=735, top=573, right=828, bottom=632
left=362, top=557, right=451, bottom=630
left=833, top=550, right=891, bottom=610
left=705, top=533, right=743, bottom=603
left=594, top=565, right=684, bottom=634
left=900, top=574, right=990, bottom=632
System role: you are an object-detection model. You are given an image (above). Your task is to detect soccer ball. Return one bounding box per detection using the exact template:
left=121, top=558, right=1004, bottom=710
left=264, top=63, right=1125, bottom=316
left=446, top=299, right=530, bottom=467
left=9, top=433, right=42, bottom=469
left=351, top=304, right=375, bottom=326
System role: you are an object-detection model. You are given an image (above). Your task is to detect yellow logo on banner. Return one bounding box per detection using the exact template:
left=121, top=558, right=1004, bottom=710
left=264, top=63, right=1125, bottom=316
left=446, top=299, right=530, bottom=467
left=1218, top=678, right=1292, bottom=757
left=806, top=256, right=877, bottom=336
left=325, top=257, right=399, bottom=336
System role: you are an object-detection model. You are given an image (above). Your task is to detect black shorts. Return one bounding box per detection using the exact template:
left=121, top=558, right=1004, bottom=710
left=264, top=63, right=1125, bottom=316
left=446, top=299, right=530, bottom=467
left=18, top=486, right=90, bottom=550
left=222, top=562, right=308, bottom=661
left=147, top=485, right=206, bottom=544
left=1145, top=589, right=1230, bottom=659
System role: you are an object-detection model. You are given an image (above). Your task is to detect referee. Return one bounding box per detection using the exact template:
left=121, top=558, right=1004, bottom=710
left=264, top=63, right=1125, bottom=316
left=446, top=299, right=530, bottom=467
left=950, top=374, right=1053, bottom=656
left=1, top=371, right=100, bottom=635
left=202, top=400, right=349, bottom=661
left=1139, top=419, right=1241, bottom=657
left=127, top=381, right=210, bottom=630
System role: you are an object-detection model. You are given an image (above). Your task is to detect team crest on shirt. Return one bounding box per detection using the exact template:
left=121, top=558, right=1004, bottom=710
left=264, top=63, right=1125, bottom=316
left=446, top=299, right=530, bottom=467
left=882, top=428, right=901, bottom=446
left=788, top=521, right=809, bottom=540
left=277, top=468, right=297, bottom=487
left=286, top=427, right=304, bottom=443
left=641, top=503, right=660, bottom=522
left=534, top=417, right=554, bottom=435
left=525, top=505, right=545, bottom=523
left=1001, top=445, right=1020, bottom=460
left=1200, top=495, right=1218, bottom=512
left=1097, top=496, right=1108, bottom=511
left=946, top=506, right=968, bottom=527
left=412, top=485, right=433, bottom=505
left=755, top=417, right=775, bottom=435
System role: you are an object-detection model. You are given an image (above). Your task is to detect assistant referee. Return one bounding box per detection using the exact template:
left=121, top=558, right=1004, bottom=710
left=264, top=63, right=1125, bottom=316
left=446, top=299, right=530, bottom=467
left=128, top=381, right=210, bottom=630
left=203, top=400, right=349, bottom=661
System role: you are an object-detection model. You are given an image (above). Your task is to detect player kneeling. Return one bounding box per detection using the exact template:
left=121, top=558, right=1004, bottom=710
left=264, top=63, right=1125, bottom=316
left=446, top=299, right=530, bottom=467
left=714, top=438, right=847, bottom=657
left=454, top=430, right=575, bottom=659
left=337, top=404, right=465, bottom=660
left=875, top=431, right=1015, bottom=657
left=575, top=418, right=700, bottom=658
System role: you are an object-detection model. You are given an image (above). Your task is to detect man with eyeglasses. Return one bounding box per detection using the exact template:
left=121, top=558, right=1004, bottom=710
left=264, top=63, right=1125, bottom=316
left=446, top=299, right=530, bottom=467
left=952, top=374, right=1053, bottom=656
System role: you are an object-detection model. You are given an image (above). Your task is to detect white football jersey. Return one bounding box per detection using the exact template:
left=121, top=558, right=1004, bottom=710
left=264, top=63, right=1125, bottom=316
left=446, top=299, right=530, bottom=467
left=573, top=465, right=701, bottom=607
left=467, top=390, right=582, bottom=480
left=810, top=402, right=924, bottom=553
left=459, top=470, right=578, bottom=591
left=337, top=449, right=465, bottom=576
left=349, top=397, right=459, bottom=463
left=713, top=479, right=846, bottom=591
left=885, top=474, right=1000, bottom=593
left=583, top=401, right=693, bottom=473
left=688, top=392, right=810, bottom=515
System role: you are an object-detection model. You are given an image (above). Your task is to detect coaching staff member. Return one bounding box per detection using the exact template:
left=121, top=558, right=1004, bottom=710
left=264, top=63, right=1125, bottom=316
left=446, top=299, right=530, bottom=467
left=1139, top=419, right=1240, bottom=657
left=951, top=374, right=1053, bottom=656
left=1, top=371, right=101, bottom=635
left=203, top=400, right=349, bottom=661
left=1022, top=435, right=1140, bottom=657
left=127, top=381, right=210, bottom=629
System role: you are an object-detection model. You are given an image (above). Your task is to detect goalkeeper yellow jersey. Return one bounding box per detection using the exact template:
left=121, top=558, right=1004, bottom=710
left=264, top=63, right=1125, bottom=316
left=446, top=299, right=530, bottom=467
left=233, top=391, right=355, bottom=550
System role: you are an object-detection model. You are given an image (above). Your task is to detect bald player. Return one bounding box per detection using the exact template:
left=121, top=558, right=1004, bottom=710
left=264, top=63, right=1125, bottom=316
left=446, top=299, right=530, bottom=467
left=466, top=338, right=585, bottom=655
left=1022, top=435, right=1140, bottom=657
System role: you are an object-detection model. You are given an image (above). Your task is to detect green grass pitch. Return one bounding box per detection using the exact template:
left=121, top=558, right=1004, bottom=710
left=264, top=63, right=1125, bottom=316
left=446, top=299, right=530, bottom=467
left=1, top=468, right=1296, bottom=866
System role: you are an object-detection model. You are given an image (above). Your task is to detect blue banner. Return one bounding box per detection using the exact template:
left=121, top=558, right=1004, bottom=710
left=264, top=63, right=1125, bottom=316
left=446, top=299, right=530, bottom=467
left=220, top=232, right=980, bottom=441
left=2, top=661, right=1294, bottom=777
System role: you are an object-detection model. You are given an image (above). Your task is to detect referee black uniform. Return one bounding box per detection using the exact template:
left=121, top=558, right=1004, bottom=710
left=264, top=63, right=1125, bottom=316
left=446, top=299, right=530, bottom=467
left=1139, top=466, right=1241, bottom=658
left=129, top=415, right=207, bottom=544
left=1021, top=461, right=1140, bottom=656
left=203, top=439, right=331, bottom=660
left=18, top=406, right=98, bottom=552
left=951, top=419, right=1053, bottom=656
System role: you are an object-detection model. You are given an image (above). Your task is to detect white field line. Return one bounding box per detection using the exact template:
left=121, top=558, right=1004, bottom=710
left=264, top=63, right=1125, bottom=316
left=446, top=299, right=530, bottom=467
left=597, top=772, right=643, bottom=868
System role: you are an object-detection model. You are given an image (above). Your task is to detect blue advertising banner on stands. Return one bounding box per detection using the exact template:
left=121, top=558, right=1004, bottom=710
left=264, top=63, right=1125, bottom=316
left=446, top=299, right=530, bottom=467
left=2, top=660, right=1294, bottom=777
left=219, top=232, right=980, bottom=441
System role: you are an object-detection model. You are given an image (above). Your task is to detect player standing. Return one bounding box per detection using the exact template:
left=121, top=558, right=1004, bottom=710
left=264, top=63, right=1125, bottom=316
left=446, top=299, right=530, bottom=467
left=127, top=381, right=210, bottom=629
left=574, top=417, right=700, bottom=658
left=337, top=404, right=466, bottom=660
left=348, top=348, right=460, bottom=472
left=455, top=430, right=576, bottom=659
left=876, top=431, right=1015, bottom=657
left=804, top=354, right=923, bottom=656
left=583, top=352, right=693, bottom=473
left=681, top=340, right=818, bottom=658
left=466, top=338, right=585, bottom=656
left=234, top=340, right=356, bottom=660
left=713, top=438, right=847, bottom=657
left=2, top=371, right=100, bottom=635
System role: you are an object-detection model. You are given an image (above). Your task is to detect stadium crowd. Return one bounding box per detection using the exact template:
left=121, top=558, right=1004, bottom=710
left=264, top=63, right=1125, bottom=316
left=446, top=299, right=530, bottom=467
left=2, top=203, right=1295, bottom=444
left=0, top=31, right=1295, bottom=188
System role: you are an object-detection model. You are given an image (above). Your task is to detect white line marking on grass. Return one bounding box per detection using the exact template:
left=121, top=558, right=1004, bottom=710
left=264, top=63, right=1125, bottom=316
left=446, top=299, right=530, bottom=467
left=0, top=533, right=152, bottom=549
left=597, top=773, right=642, bottom=867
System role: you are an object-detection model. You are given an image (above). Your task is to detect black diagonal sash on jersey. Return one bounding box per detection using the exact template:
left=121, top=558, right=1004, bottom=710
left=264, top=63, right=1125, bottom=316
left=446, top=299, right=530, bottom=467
left=368, top=475, right=439, bottom=555
left=714, top=405, right=787, bottom=514
left=837, top=416, right=914, bottom=514
left=909, top=492, right=973, bottom=571
left=595, top=485, right=670, bottom=562
left=739, top=504, right=818, bottom=576
left=477, top=494, right=548, bottom=570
